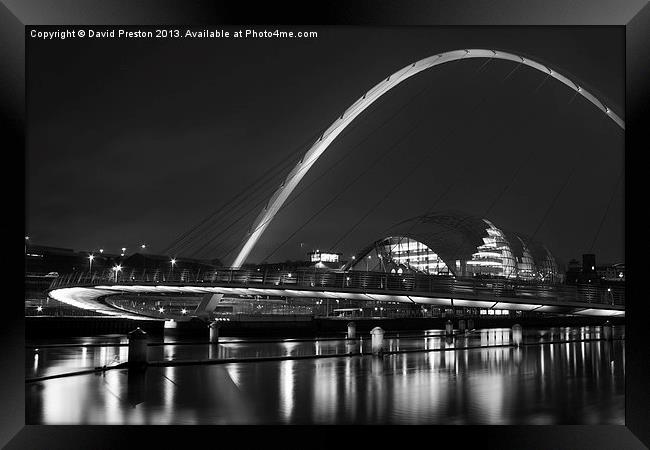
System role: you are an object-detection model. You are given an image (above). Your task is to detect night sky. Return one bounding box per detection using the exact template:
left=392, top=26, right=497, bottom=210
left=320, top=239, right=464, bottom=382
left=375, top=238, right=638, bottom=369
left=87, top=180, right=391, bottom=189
left=26, top=26, right=624, bottom=267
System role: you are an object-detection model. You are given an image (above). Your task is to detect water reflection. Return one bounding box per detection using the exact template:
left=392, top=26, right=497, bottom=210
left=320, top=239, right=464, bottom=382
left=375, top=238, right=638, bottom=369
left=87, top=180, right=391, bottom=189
left=127, top=368, right=146, bottom=407
left=279, top=359, right=295, bottom=422
left=27, top=327, right=625, bottom=424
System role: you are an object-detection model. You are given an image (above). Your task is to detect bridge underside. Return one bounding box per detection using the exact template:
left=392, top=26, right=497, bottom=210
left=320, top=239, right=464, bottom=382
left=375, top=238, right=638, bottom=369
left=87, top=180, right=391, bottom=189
left=49, top=284, right=625, bottom=319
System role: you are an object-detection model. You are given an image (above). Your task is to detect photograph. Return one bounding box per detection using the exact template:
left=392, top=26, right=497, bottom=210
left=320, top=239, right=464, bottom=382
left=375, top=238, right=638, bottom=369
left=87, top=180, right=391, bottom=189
left=2, top=1, right=648, bottom=447
left=24, top=25, right=626, bottom=425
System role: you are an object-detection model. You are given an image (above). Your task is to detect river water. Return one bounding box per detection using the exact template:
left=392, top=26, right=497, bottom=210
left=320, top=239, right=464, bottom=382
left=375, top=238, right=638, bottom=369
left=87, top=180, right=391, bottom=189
left=25, top=325, right=624, bottom=424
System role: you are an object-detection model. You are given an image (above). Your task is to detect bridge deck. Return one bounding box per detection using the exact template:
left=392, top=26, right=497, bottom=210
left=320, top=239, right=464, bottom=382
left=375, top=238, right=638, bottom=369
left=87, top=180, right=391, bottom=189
left=47, top=269, right=625, bottom=319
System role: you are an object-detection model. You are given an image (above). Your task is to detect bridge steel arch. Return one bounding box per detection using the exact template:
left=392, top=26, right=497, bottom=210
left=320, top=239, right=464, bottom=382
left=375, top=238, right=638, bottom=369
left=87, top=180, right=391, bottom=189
left=232, top=49, right=624, bottom=268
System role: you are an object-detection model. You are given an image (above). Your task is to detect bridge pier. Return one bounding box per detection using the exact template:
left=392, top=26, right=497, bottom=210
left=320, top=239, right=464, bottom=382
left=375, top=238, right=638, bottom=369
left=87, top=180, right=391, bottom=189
left=127, top=327, right=148, bottom=369
left=209, top=320, right=221, bottom=343
left=347, top=321, right=356, bottom=339
left=445, top=320, right=453, bottom=336
left=196, top=293, right=224, bottom=317
left=512, top=324, right=523, bottom=347
left=458, top=319, right=466, bottom=333
left=603, top=321, right=612, bottom=341
left=370, top=327, right=384, bottom=355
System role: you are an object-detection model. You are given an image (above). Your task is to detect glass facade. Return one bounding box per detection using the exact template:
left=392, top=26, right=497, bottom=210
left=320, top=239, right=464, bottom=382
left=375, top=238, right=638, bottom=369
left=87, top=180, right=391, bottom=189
left=309, top=251, right=340, bottom=263
left=465, top=219, right=517, bottom=278
left=347, top=211, right=560, bottom=282
left=515, top=236, right=537, bottom=280
left=374, top=236, right=451, bottom=275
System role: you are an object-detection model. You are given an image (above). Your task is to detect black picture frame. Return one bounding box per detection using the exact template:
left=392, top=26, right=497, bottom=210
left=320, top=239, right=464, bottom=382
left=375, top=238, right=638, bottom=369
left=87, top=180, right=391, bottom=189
left=2, top=1, right=648, bottom=448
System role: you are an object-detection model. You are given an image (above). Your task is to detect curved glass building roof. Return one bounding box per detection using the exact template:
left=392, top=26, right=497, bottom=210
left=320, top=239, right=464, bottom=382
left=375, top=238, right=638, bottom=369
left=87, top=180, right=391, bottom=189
left=345, top=210, right=561, bottom=282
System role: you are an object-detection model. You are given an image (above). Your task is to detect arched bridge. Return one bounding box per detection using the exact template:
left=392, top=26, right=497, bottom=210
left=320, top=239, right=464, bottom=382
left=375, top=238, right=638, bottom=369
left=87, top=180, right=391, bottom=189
left=47, top=269, right=625, bottom=319
left=231, top=49, right=625, bottom=269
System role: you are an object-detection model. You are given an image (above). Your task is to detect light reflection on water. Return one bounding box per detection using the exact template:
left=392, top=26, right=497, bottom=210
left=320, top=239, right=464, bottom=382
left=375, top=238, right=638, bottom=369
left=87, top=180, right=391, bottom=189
left=26, top=326, right=625, bottom=424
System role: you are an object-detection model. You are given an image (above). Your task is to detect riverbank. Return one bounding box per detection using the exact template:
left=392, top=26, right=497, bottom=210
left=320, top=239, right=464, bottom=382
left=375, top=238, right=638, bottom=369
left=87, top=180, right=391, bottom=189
left=26, top=314, right=624, bottom=339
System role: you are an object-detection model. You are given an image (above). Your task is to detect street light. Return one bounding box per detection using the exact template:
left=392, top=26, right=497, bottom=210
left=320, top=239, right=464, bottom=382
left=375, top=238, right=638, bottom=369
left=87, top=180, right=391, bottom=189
left=88, top=254, right=94, bottom=274
left=170, top=258, right=176, bottom=279
left=99, top=248, right=104, bottom=254
left=181, top=308, right=187, bottom=315
left=113, top=264, right=122, bottom=283
left=141, top=244, right=146, bottom=249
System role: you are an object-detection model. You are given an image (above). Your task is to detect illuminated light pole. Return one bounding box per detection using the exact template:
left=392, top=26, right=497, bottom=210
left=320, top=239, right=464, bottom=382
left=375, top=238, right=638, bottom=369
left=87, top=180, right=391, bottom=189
left=170, top=258, right=176, bottom=280
left=113, top=264, right=122, bottom=283
left=88, top=254, right=94, bottom=274
left=367, top=254, right=371, bottom=272
left=99, top=248, right=104, bottom=254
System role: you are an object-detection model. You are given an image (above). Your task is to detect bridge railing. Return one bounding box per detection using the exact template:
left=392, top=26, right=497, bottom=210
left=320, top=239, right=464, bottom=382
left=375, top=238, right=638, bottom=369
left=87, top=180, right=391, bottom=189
left=47, top=267, right=625, bottom=307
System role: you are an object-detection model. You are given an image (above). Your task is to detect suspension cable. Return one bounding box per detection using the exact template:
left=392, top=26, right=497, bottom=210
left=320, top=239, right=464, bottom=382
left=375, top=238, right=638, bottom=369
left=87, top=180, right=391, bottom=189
left=174, top=59, right=448, bottom=260
left=258, top=117, right=428, bottom=264
left=332, top=59, right=527, bottom=254
left=211, top=61, right=466, bottom=263
left=588, top=171, right=623, bottom=252
left=162, top=124, right=328, bottom=256
left=399, top=72, right=570, bottom=269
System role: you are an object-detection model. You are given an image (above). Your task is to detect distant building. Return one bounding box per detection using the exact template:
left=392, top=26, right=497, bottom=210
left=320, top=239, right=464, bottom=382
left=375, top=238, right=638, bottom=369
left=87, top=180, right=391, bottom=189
left=25, top=244, right=119, bottom=275
left=24, top=244, right=217, bottom=281
left=564, top=259, right=582, bottom=284
left=255, top=252, right=345, bottom=273
left=308, top=250, right=341, bottom=263
left=343, top=210, right=562, bottom=282
left=564, top=254, right=625, bottom=284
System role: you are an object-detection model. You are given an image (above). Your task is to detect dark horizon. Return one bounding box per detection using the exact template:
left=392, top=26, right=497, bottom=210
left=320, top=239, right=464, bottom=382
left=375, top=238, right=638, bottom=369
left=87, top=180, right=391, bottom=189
left=26, top=26, right=624, bottom=267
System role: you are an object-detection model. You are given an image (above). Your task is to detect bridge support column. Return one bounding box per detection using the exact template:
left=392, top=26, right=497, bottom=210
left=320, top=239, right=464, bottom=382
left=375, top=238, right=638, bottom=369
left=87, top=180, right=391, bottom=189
left=603, top=321, right=612, bottom=341
left=347, top=321, right=356, bottom=339
left=196, top=293, right=224, bottom=318
left=209, top=321, right=221, bottom=343
left=128, top=327, right=148, bottom=369
left=512, top=324, right=523, bottom=347
left=458, top=319, right=466, bottom=333
left=467, top=319, right=475, bottom=330
left=370, top=327, right=384, bottom=355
